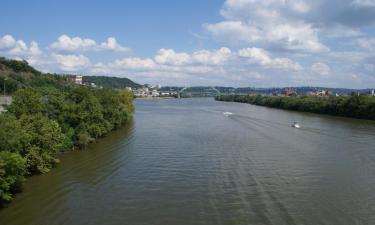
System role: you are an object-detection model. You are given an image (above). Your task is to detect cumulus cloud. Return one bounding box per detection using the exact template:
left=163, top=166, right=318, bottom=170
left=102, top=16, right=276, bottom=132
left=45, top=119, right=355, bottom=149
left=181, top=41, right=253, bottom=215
left=204, top=0, right=375, bottom=54
left=0, top=34, right=42, bottom=57
left=238, top=47, right=303, bottom=71
left=311, top=62, right=331, bottom=76
left=50, top=34, right=130, bottom=53
left=192, top=47, right=232, bottom=65
left=154, top=47, right=233, bottom=66
left=204, top=21, right=262, bottom=43
left=92, top=57, right=156, bottom=74
left=351, top=0, right=375, bottom=7
left=154, top=49, right=191, bottom=66
left=356, top=38, right=375, bottom=51
left=51, top=53, right=91, bottom=72
left=204, top=0, right=330, bottom=53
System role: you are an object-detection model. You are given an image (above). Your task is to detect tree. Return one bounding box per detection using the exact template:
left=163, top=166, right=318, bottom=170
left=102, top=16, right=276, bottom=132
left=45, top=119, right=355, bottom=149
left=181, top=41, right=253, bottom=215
left=8, top=88, right=43, bottom=118
left=0, top=151, right=26, bottom=204
left=0, top=114, right=30, bottom=153
left=20, top=115, right=64, bottom=174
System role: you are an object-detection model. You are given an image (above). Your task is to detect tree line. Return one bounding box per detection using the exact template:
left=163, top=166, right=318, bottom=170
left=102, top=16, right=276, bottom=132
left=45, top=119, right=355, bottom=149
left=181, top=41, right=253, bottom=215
left=0, top=58, right=135, bottom=205
left=216, top=94, right=375, bottom=120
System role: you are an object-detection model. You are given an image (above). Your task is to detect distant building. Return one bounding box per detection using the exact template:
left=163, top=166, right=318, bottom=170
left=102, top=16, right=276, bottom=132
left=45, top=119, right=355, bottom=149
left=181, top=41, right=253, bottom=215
left=372, top=90, right=375, bottom=96
left=151, top=90, right=160, bottom=97
left=67, top=75, right=83, bottom=85
left=0, top=96, right=12, bottom=105
left=308, top=90, right=332, bottom=97
left=282, top=87, right=297, bottom=96
left=160, top=91, right=178, bottom=97
left=75, top=75, right=83, bottom=85
left=0, top=96, right=12, bottom=113
left=317, top=90, right=332, bottom=96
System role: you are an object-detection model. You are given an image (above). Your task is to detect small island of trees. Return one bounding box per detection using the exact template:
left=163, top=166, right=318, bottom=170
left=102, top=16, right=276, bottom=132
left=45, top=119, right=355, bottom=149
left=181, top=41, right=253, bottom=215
left=216, top=94, right=375, bottom=120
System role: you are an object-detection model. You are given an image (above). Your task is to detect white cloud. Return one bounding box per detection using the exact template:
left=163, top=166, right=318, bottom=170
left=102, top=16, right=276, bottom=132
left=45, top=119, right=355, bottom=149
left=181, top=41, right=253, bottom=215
left=0, top=34, right=42, bottom=57
left=203, top=21, right=262, bottom=43
left=154, top=49, right=191, bottom=65
left=0, top=35, right=17, bottom=49
left=351, top=0, right=375, bottom=7
left=50, top=35, right=96, bottom=52
left=51, top=53, right=91, bottom=72
left=204, top=0, right=329, bottom=53
left=100, top=37, right=130, bottom=52
left=154, top=47, right=232, bottom=66
left=50, top=34, right=130, bottom=53
left=323, top=25, right=363, bottom=38
left=191, top=47, right=232, bottom=65
left=238, top=47, right=303, bottom=71
left=114, top=57, right=156, bottom=69
left=311, top=62, right=330, bottom=76
left=356, top=38, right=375, bottom=51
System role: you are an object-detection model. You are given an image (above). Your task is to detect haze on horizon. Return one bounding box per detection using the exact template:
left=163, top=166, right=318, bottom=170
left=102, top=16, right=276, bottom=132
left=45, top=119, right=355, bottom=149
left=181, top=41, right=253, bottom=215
left=1, top=0, right=375, bottom=88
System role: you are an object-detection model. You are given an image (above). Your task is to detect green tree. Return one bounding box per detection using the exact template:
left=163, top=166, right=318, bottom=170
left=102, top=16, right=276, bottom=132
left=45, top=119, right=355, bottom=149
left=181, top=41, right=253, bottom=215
left=0, top=114, right=30, bottom=153
left=8, top=88, right=43, bottom=118
left=20, top=115, right=64, bottom=174
left=0, top=151, right=26, bottom=204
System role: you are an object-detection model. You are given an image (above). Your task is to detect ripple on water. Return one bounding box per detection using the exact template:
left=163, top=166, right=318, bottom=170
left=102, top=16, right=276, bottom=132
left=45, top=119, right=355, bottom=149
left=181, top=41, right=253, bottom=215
left=1, top=99, right=375, bottom=225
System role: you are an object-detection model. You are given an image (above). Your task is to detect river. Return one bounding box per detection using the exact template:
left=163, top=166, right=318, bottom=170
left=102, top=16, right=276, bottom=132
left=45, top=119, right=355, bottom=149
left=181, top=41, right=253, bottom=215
left=1, top=98, right=375, bottom=225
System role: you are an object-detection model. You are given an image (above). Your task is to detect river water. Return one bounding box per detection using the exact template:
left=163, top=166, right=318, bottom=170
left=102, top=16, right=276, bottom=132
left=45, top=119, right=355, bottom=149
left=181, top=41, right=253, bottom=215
left=1, top=98, right=375, bottom=225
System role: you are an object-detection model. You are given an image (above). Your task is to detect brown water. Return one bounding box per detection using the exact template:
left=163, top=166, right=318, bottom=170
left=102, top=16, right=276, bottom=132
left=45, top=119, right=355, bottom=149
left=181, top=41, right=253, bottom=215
left=1, top=98, right=375, bottom=225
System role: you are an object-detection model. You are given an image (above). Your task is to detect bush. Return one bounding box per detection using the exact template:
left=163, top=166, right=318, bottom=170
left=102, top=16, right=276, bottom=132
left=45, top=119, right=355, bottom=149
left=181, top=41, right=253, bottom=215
left=0, top=151, right=26, bottom=204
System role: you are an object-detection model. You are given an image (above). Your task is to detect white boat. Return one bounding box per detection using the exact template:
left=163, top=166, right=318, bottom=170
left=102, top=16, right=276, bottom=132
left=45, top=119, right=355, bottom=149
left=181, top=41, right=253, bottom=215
left=291, top=122, right=300, bottom=128
left=223, top=112, right=233, bottom=116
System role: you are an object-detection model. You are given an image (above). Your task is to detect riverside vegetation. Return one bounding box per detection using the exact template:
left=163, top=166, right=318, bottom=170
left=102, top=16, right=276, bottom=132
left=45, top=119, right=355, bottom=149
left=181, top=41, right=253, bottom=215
left=0, top=58, right=134, bottom=205
left=216, top=94, right=375, bottom=120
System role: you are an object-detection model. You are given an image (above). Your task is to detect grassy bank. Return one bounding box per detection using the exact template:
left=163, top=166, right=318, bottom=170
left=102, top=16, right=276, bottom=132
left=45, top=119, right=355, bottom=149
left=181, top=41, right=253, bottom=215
left=215, top=94, right=375, bottom=120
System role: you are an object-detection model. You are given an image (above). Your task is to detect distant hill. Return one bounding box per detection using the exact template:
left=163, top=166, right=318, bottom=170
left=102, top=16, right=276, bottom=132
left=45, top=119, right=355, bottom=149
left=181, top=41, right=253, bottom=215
left=0, top=57, right=140, bottom=94
left=83, top=76, right=141, bottom=89
left=0, top=57, right=66, bottom=94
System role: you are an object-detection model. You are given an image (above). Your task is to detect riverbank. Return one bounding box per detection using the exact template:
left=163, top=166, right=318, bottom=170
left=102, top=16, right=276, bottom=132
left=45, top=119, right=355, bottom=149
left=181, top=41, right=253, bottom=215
left=215, top=94, right=375, bottom=120
left=0, top=58, right=135, bottom=206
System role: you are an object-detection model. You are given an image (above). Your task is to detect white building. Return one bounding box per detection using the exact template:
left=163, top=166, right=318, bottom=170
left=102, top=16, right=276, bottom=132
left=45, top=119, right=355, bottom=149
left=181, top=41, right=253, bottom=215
left=0, top=96, right=12, bottom=113
left=75, top=75, right=83, bottom=85
left=151, top=90, right=160, bottom=97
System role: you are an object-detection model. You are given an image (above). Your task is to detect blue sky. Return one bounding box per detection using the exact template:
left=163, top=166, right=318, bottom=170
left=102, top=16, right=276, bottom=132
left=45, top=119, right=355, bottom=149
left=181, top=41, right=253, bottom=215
left=1, top=0, right=375, bottom=88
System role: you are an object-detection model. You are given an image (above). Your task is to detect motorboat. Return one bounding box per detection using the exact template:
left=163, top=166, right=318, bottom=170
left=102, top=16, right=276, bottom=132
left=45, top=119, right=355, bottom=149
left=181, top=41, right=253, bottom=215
left=223, top=112, right=233, bottom=116
left=291, top=122, right=300, bottom=128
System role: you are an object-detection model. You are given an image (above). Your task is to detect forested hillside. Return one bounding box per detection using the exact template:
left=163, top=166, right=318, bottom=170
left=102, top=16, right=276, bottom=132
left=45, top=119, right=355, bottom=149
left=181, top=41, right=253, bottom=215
left=83, top=76, right=141, bottom=89
left=0, top=58, right=135, bottom=205
left=0, top=57, right=67, bottom=94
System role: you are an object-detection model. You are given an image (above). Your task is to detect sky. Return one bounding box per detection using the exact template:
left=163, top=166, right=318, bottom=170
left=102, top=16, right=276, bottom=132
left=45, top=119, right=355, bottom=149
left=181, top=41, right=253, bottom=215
left=1, top=0, right=375, bottom=88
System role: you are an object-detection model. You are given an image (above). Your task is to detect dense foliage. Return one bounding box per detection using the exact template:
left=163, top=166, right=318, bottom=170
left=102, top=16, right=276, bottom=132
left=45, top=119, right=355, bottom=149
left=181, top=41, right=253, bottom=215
left=0, top=58, right=135, bottom=205
left=216, top=94, right=375, bottom=120
left=0, top=57, right=67, bottom=95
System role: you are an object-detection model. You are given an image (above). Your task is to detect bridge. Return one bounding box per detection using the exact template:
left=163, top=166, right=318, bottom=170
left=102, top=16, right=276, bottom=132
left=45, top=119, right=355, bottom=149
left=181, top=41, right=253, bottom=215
left=178, top=86, right=221, bottom=98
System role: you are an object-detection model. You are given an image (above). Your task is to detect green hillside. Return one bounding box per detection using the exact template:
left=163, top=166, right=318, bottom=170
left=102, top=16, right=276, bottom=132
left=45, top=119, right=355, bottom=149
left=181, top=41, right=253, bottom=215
left=83, top=76, right=141, bottom=89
